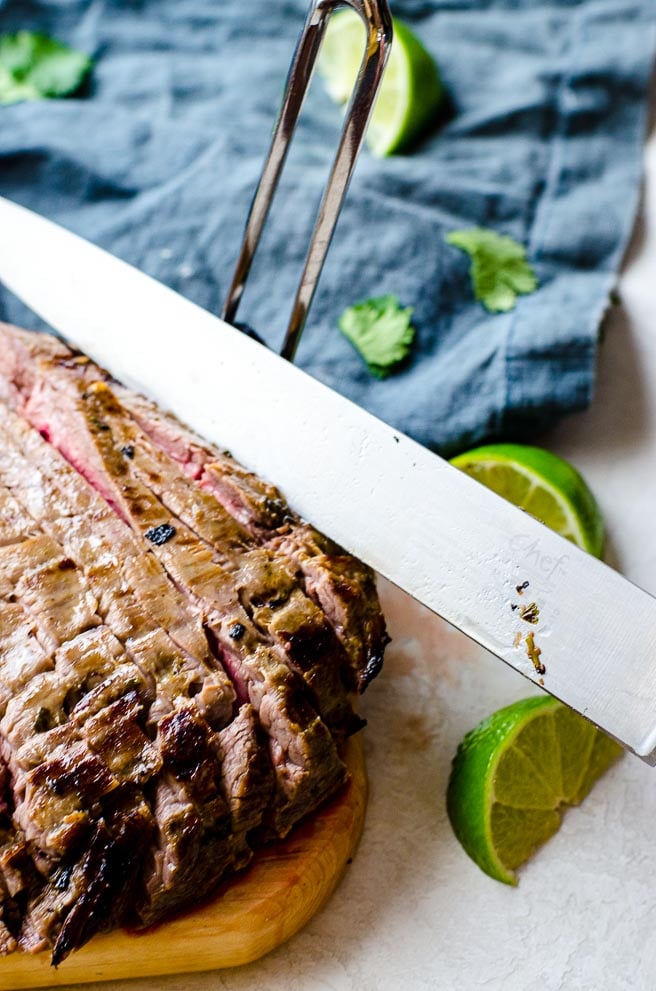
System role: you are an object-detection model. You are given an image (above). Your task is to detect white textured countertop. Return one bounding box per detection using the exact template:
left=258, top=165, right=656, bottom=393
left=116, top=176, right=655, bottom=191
left=53, top=119, right=656, bottom=991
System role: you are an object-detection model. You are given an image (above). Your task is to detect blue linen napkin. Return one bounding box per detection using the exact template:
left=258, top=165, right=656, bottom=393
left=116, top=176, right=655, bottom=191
left=0, top=0, right=653, bottom=454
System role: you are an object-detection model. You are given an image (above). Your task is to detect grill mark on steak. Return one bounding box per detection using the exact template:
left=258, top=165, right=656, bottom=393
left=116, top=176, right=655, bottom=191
left=114, top=387, right=389, bottom=690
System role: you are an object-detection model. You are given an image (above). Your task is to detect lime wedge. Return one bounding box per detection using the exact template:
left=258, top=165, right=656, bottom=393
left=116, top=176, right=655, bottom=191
left=446, top=696, right=623, bottom=885
left=318, top=11, right=444, bottom=156
left=449, top=443, right=604, bottom=557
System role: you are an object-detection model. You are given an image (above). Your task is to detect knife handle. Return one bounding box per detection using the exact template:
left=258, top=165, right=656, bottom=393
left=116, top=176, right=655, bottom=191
left=222, top=0, right=393, bottom=362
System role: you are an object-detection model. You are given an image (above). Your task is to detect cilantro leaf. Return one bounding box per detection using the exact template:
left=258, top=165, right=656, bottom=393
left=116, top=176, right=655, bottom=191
left=0, top=32, right=91, bottom=106
left=338, top=294, right=415, bottom=378
left=445, top=227, right=538, bottom=313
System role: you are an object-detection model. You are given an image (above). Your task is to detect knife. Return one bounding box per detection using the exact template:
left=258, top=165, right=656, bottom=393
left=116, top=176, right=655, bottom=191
left=1, top=193, right=655, bottom=762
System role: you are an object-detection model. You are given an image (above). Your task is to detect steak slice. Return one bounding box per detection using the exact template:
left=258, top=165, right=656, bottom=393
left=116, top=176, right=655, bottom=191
left=138, top=705, right=235, bottom=926
left=216, top=703, right=273, bottom=836
left=1, top=622, right=157, bottom=850
left=20, top=797, right=154, bottom=964
left=0, top=595, right=53, bottom=719
left=0, top=534, right=99, bottom=655
left=1, top=628, right=160, bottom=956
left=270, top=524, right=389, bottom=689
left=137, top=706, right=272, bottom=928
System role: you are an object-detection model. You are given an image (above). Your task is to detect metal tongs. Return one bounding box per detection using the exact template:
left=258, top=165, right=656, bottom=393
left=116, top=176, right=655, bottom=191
left=222, top=0, right=393, bottom=361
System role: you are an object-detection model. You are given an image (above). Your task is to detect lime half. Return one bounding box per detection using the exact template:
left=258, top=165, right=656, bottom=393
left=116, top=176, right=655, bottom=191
left=318, top=12, right=444, bottom=156
left=447, top=696, right=623, bottom=884
left=450, top=443, right=604, bottom=557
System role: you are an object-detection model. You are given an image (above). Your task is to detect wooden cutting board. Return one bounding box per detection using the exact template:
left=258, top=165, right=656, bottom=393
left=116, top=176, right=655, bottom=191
left=4, top=737, right=366, bottom=990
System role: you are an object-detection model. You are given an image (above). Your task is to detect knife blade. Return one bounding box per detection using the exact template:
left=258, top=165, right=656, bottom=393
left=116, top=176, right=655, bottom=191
left=0, top=195, right=655, bottom=759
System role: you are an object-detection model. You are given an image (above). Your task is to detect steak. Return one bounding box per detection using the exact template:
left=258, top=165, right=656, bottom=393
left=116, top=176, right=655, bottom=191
left=0, top=322, right=388, bottom=963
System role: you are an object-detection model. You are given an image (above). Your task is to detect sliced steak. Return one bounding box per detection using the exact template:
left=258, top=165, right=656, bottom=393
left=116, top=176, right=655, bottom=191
left=3, top=354, right=347, bottom=837
left=137, top=706, right=234, bottom=926
left=0, top=632, right=159, bottom=956
left=114, top=388, right=291, bottom=533
left=216, top=703, right=273, bottom=836
left=21, top=797, right=153, bottom=963
left=81, top=406, right=359, bottom=734
left=0, top=534, right=99, bottom=655
left=0, top=322, right=388, bottom=961
left=1, top=623, right=155, bottom=857
left=0, top=405, right=276, bottom=921
left=1, top=322, right=388, bottom=691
